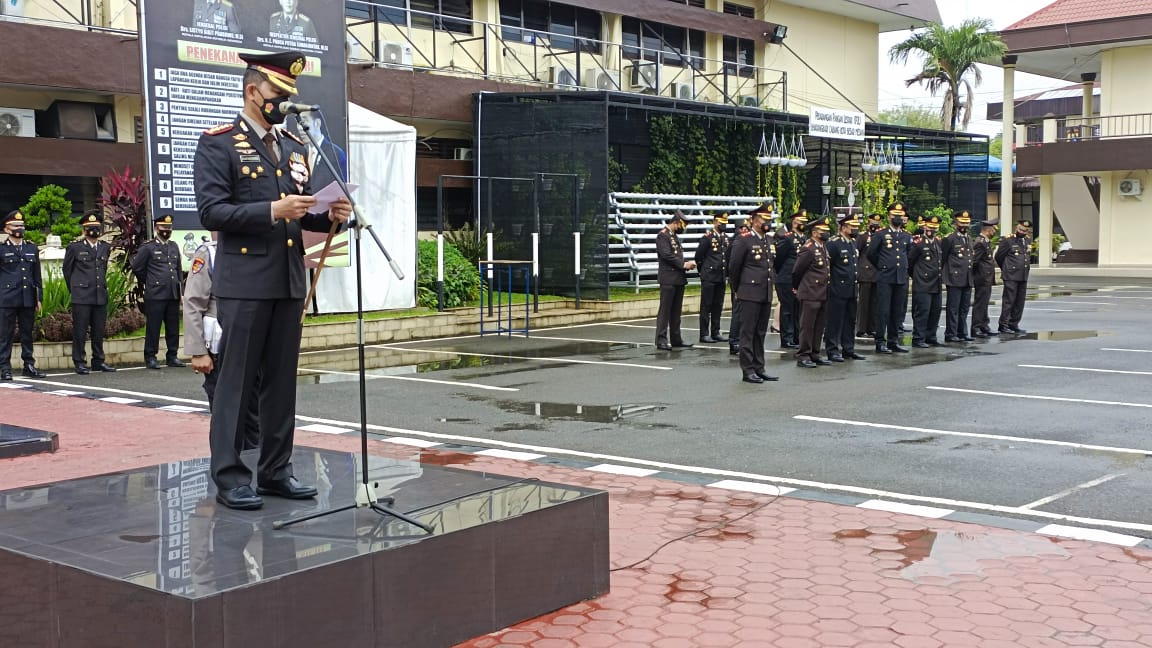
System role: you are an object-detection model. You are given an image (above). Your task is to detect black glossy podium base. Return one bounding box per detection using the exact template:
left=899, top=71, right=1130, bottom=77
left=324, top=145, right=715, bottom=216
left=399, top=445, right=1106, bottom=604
left=0, top=424, right=58, bottom=459
left=0, top=446, right=609, bottom=648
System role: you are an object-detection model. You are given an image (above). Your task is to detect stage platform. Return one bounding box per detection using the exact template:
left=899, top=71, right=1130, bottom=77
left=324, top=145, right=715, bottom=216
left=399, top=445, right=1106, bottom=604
left=0, top=424, right=58, bottom=459
left=0, top=446, right=609, bottom=648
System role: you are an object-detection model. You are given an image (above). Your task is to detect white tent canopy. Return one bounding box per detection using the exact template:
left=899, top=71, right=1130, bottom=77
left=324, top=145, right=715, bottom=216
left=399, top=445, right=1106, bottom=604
left=314, top=102, right=417, bottom=313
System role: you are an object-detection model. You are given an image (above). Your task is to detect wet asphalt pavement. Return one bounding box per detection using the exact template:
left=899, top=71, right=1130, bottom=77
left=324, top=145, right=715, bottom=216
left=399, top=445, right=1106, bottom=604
left=29, top=276, right=1152, bottom=535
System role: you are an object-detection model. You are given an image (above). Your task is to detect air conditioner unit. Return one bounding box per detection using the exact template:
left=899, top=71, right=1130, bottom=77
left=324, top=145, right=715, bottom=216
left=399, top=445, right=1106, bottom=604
left=0, top=0, right=26, bottom=19
left=629, top=63, right=657, bottom=93
left=376, top=40, right=413, bottom=69
left=587, top=69, right=620, bottom=91
left=550, top=66, right=578, bottom=89
left=738, top=95, right=760, bottom=108
left=453, top=147, right=473, bottom=161
left=671, top=82, right=694, bottom=100
left=1119, top=178, right=1143, bottom=196
left=0, top=107, right=35, bottom=138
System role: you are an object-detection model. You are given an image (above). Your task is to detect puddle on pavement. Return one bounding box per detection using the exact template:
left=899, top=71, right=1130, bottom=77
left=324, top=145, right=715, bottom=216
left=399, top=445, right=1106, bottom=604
left=890, top=436, right=938, bottom=445
left=119, top=534, right=160, bottom=544
left=835, top=527, right=1069, bottom=582
left=468, top=397, right=667, bottom=423
left=1019, top=330, right=1103, bottom=341
left=418, top=451, right=478, bottom=466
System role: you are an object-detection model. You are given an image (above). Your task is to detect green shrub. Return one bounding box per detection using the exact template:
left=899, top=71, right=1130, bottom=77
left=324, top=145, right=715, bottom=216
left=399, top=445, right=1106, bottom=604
left=417, top=239, right=480, bottom=308
left=20, top=185, right=80, bottom=245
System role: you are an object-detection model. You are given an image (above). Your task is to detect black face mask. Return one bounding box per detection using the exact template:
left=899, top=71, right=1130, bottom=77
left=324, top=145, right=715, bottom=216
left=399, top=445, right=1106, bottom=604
left=868, top=224, right=881, bottom=232
left=957, top=226, right=969, bottom=234
left=925, top=229, right=937, bottom=238
left=1016, top=230, right=1028, bottom=238
left=890, top=217, right=905, bottom=228
left=816, top=231, right=829, bottom=241
left=158, top=230, right=172, bottom=240
left=716, top=224, right=727, bottom=234
left=85, top=228, right=101, bottom=238
left=849, top=228, right=860, bottom=237
left=8, top=227, right=24, bottom=238
left=254, top=90, right=291, bottom=125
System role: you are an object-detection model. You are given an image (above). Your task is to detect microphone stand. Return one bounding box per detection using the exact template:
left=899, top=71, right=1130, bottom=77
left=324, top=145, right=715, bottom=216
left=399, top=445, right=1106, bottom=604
left=274, top=110, right=432, bottom=534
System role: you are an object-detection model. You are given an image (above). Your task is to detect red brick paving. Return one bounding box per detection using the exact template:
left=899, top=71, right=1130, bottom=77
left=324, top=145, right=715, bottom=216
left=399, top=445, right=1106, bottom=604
left=3, top=390, right=1152, bottom=647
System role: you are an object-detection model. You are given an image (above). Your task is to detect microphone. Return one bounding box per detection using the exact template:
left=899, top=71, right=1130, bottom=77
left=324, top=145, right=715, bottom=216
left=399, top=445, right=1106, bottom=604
left=279, top=100, right=320, bottom=114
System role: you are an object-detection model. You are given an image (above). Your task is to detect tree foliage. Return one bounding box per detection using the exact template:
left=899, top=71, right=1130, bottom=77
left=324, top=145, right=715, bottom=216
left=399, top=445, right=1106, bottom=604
left=19, top=185, right=77, bottom=245
left=889, top=18, right=1007, bottom=131
left=878, top=104, right=944, bottom=130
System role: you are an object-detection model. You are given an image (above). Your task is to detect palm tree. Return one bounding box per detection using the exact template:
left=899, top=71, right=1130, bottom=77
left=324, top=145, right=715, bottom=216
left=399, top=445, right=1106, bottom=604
left=888, top=18, right=1007, bottom=131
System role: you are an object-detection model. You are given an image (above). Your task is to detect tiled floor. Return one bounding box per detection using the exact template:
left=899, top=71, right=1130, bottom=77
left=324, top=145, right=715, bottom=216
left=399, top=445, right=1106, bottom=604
left=2, top=388, right=1151, bottom=648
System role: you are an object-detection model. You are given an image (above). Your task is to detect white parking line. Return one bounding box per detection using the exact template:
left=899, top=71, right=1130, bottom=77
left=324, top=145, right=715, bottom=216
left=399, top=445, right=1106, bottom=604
left=1034, top=300, right=1117, bottom=306
left=858, top=500, right=954, bottom=519
left=926, top=386, right=1152, bottom=409
left=1102, top=348, right=1152, bottom=354
left=1020, top=364, right=1152, bottom=376
left=530, top=334, right=734, bottom=352
left=587, top=464, right=661, bottom=477
left=369, top=344, right=673, bottom=371
left=1021, top=473, right=1125, bottom=510
left=1037, top=524, right=1143, bottom=547
left=794, top=415, right=1152, bottom=456
left=297, top=368, right=520, bottom=392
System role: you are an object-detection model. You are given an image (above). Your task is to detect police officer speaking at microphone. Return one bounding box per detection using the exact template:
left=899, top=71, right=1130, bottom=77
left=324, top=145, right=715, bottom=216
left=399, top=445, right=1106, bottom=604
left=194, top=50, right=352, bottom=511
left=64, top=211, right=117, bottom=374
left=132, top=214, right=185, bottom=369
left=0, top=210, right=45, bottom=381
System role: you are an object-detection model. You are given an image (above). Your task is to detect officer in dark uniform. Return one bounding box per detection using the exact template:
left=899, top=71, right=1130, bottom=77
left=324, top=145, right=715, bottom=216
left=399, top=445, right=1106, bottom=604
left=64, top=211, right=116, bottom=374
left=0, top=210, right=45, bottom=381
left=728, top=209, right=777, bottom=384
left=793, top=215, right=832, bottom=368
left=694, top=212, right=729, bottom=344
left=194, top=51, right=351, bottom=510
left=855, top=213, right=881, bottom=337
left=995, top=220, right=1032, bottom=335
left=825, top=210, right=866, bottom=362
left=940, top=210, right=975, bottom=342
left=909, top=215, right=943, bottom=348
left=971, top=218, right=998, bottom=337
left=726, top=213, right=757, bottom=355
left=772, top=210, right=806, bottom=349
left=867, top=203, right=912, bottom=353
left=132, top=214, right=185, bottom=370
left=655, top=211, right=696, bottom=350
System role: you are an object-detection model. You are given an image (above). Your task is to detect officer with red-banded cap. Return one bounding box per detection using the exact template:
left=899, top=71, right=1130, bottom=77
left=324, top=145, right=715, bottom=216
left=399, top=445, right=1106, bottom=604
left=193, top=50, right=351, bottom=510
left=941, top=210, right=975, bottom=342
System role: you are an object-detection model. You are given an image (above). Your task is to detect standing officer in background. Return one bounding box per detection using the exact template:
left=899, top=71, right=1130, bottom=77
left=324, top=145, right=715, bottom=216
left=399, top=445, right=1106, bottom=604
left=825, top=210, right=865, bottom=362
left=728, top=208, right=777, bottom=384
left=855, top=213, right=881, bottom=338
left=792, top=215, right=832, bottom=368
left=940, top=210, right=975, bottom=343
left=194, top=51, right=351, bottom=510
left=995, top=220, right=1032, bottom=335
left=132, top=214, right=185, bottom=370
left=971, top=218, right=998, bottom=337
left=0, top=210, right=45, bottom=381
left=726, top=212, right=757, bottom=356
left=908, top=215, right=943, bottom=348
left=867, top=203, right=912, bottom=354
left=182, top=238, right=260, bottom=451
left=773, top=211, right=806, bottom=349
left=64, top=211, right=116, bottom=374
left=655, top=210, right=696, bottom=350
left=694, top=213, right=729, bottom=344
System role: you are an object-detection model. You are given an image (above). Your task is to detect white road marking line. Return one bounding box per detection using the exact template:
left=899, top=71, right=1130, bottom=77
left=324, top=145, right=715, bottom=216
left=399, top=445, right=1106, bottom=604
left=858, top=499, right=954, bottom=519
left=709, top=480, right=796, bottom=496
left=44, top=390, right=85, bottom=396
left=530, top=334, right=734, bottom=352
left=100, top=396, right=143, bottom=404
left=926, top=386, right=1152, bottom=409
left=297, top=368, right=519, bottom=392
left=1021, top=473, right=1125, bottom=510
left=298, top=423, right=353, bottom=435
left=285, top=412, right=1152, bottom=535
left=1020, top=364, right=1152, bottom=376
left=794, top=415, right=1152, bottom=456
left=587, top=463, right=661, bottom=477
left=1102, top=348, right=1152, bottom=353
left=1034, top=300, right=1117, bottom=306
left=0, top=383, right=30, bottom=389
left=45, top=366, right=148, bottom=377
left=157, top=405, right=207, bottom=413
left=369, top=344, right=673, bottom=371
left=1036, top=524, right=1143, bottom=547
left=17, top=378, right=208, bottom=405
left=1076, top=295, right=1152, bottom=300
left=474, top=448, right=546, bottom=461
left=380, top=436, right=442, bottom=448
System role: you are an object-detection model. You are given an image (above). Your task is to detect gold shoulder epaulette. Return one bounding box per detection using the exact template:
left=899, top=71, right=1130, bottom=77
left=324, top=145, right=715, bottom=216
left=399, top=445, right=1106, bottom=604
left=281, top=129, right=305, bottom=146
left=204, top=123, right=233, bottom=135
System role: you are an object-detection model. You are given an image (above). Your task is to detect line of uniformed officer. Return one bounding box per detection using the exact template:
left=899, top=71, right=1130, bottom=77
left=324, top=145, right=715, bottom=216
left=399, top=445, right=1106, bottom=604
left=772, top=211, right=806, bottom=349
left=971, top=218, right=999, bottom=336
left=63, top=211, right=117, bottom=374
left=132, top=214, right=186, bottom=369
left=727, top=205, right=778, bottom=384
left=792, top=214, right=832, bottom=367
left=995, top=219, right=1033, bottom=335
left=694, top=212, right=729, bottom=344
left=867, top=203, right=913, bottom=354
left=908, top=215, right=944, bottom=347
left=0, top=210, right=45, bottom=380
left=941, top=211, right=975, bottom=342
left=854, top=213, right=882, bottom=338
left=825, top=210, right=866, bottom=362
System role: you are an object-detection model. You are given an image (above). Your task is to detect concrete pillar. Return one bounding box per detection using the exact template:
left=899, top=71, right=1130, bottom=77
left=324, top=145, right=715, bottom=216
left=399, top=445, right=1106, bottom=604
left=1080, top=72, right=1095, bottom=119
left=999, top=56, right=1017, bottom=238
left=1038, top=117, right=1057, bottom=268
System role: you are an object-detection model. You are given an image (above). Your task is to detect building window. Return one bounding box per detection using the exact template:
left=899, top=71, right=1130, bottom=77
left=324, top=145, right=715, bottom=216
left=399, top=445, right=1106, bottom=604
left=346, top=1, right=372, bottom=20
left=410, top=0, right=473, bottom=34
left=723, top=2, right=754, bottom=17
left=500, top=0, right=602, bottom=51
left=667, top=0, right=706, bottom=6
left=723, top=36, right=755, bottom=77
left=622, top=17, right=704, bottom=68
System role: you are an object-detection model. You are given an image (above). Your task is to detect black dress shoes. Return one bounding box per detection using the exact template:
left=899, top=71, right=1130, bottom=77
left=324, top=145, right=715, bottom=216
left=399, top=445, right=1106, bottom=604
left=714, top=335, right=729, bottom=343
left=814, top=358, right=832, bottom=366
left=944, top=336, right=959, bottom=343
left=217, top=485, right=263, bottom=510
left=0, top=369, right=11, bottom=381
left=75, top=364, right=91, bottom=375
left=1011, top=327, right=1027, bottom=335
left=828, top=354, right=845, bottom=363
left=257, top=476, right=318, bottom=500
left=22, top=365, right=45, bottom=378
left=146, top=358, right=161, bottom=369
left=700, top=336, right=716, bottom=344
left=729, top=346, right=739, bottom=355
left=929, top=340, right=946, bottom=347
left=875, top=345, right=892, bottom=354
left=912, top=341, right=931, bottom=348
left=781, top=342, right=799, bottom=349
left=167, top=358, right=186, bottom=368
left=671, top=342, right=694, bottom=349
left=846, top=352, right=867, bottom=361
left=656, top=344, right=673, bottom=350
left=742, top=373, right=764, bottom=384
left=960, top=335, right=976, bottom=342
left=97, top=363, right=117, bottom=372
left=889, top=344, right=910, bottom=353
left=755, top=371, right=779, bottom=382
left=797, top=359, right=818, bottom=368
left=973, top=330, right=989, bottom=338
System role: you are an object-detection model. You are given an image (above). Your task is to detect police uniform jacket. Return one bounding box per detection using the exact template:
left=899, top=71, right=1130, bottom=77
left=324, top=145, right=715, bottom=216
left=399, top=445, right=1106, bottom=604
left=908, top=234, right=942, bottom=294
left=772, top=231, right=801, bottom=285
left=940, top=231, right=974, bottom=288
left=194, top=114, right=335, bottom=300
left=855, top=231, right=877, bottom=283
left=63, top=239, right=110, bottom=306
left=693, top=229, right=728, bottom=284
left=827, top=234, right=859, bottom=300
left=973, top=235, right=996, bottom=286
left=183, top=244, right=219, bottom=358
left=792, top=240, right=830, bottom=302
left=269, top=12, right=317, bottom=40
left=132, top=238, right=183, bottom=302
left=0, top=240, right=42, bottom=308
left=655, top=227, right=687, bottom=286
left=193, top=0, right=240, bottom=32
left=994, top=234, right=1031, bottom=282
left=727, top=231, right=774, bottom=303
left=866, top=227, right=911, bottom=284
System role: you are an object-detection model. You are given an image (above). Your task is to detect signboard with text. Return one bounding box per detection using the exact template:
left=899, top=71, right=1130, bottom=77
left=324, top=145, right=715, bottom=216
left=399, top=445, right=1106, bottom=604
left=808, top=106, right=865, bottom=141
left=139, top=0, right=350, bottom=269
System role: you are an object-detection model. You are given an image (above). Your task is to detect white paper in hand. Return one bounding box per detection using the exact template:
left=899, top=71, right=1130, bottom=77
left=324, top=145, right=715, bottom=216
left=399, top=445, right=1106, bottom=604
left=307, top=181, right=358, bottom=214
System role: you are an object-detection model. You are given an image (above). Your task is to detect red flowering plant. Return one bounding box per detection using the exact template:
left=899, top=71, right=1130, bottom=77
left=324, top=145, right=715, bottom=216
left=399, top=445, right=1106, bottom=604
left=99, top=166, right=149, bottom=308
